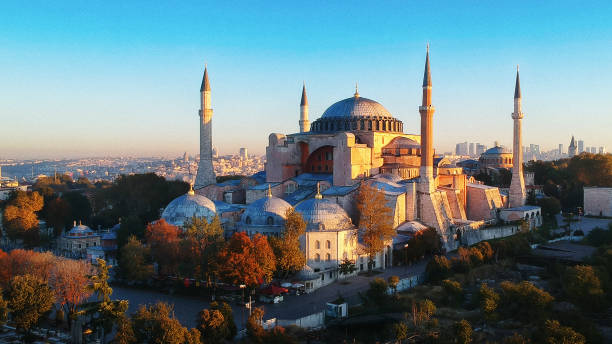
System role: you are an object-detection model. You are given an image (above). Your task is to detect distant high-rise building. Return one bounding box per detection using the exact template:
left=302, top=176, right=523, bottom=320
left=476, top=143, right=486, bottom=156
left=568, top=136, right=577, bottom=157
left=578, top=140, right=584, bottom=153
left=239, top=147, right=248, bottom=160
left=183, top=152, right=188, bottom=163
left=592, top=147, right=597, bottom=154
left=212, top=147, right=218, bottom=159
left=558, top=144, right=563, bottom=155
left=469, top=143, right=475, bottom=156
left=599, top=146, right=605, bottom=154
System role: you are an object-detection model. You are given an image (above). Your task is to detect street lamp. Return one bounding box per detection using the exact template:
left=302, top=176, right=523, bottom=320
left=240, top=284, right=246, bottom=327
left=404, top=243, right=409, bottom=268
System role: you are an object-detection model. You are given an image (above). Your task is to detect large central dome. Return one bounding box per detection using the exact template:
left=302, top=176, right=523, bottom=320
left=321, top=96, right=393, bottom=119
left=310, top=92, right=403, bottom=133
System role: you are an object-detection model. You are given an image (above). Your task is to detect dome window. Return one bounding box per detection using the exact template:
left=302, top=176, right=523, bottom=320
left=266, top=216, right=274, bottom=225
left=315, top=253, right=320, bottom=262
left=246, top=216, right=252, bottom=225
left=315, top=240, right=320, bottom=249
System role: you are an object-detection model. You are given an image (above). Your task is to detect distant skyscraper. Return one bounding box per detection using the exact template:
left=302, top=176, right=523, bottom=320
left=239, top=148, right=248, bottom=160
left=469, top=143, right=475, bottom=156
left=455, top=141, right=468, bottom=156
left=558, top=144, right=563, bottom=155
left=183, top=152, right=188, bottom=163
left=599, top=146, right=605, bottom=154
left=476, top=143, right=486, bottom=156
left=568, top=136, right=577, bottom=157
left=578, top=140, right=584, bottom=153
left=212, top=146, right=218, bottom=159
left=195, top=65, right=217, bottom=189
left=592, top=147, right=597, bottom=154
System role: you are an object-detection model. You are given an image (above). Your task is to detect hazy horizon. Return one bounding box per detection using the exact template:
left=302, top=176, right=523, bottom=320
left=2, top=1, right=611, bottom=159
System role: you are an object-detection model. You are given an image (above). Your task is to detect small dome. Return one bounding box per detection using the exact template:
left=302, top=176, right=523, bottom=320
left=321, top=96, right=392, bottom=119
left=483, top=146, right=511, bottom=155
left=241, top=195, right=292, bottom=226
left=67, top=223, right=95, bottom=237
left=161, top=192, right=216, bottom=228
left=295, top=197, right=352, bottom=231
left=373, top=173, right=403, bottom=183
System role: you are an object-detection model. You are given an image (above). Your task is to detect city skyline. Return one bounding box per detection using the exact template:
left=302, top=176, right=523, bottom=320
left=2, top=2, right=612, bottom=159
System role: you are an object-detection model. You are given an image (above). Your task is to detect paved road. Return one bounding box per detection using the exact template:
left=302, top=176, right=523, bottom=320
left=553, top=214, right=611, bottom=235
left=110, top=260, right=428, bottom=329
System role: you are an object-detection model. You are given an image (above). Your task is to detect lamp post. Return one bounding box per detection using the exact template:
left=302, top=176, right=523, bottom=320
left=240, top=284, right=246, bottom=327
left=404, top=243, right=409, bottom=269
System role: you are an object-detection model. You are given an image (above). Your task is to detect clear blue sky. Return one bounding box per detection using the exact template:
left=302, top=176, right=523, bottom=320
left=1, top=1, right=611, bottom=159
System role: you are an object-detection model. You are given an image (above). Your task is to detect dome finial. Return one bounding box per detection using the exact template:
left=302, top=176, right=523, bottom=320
left=315, top=182, right=323, bottom=199
left=188, top=182, right=195, bottom=195
left=354, top=82, right=359, bottom=98
left=267, top=184, right=272, bottom=198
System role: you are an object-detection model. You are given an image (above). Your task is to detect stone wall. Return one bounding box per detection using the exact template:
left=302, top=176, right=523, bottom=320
left=466, top=184, right=503, bottom=221
left=584, top=187, right=612, bottom=217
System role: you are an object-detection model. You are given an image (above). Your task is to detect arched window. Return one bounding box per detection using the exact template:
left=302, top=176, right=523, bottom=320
left=315, top=240, right=320, bottom=249
left=326, top=240, right=331, bottom=249
left=343, top=252, right=348, bottom=259
left=245, top=216, right=252, bottom=225
left=326, top=253, right=331, bottom=262
left=266, top=216, right=274, bottom=225
left=315, top=253, right=320, bottom=262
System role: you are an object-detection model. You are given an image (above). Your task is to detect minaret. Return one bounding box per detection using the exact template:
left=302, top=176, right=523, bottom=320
left=509, top=66, right=526, bottom=208
left=418, top=45, right=435, bottom=194
left=195, top=65, right=217, bottom=189
left=299, top=82, right=310, bottom=133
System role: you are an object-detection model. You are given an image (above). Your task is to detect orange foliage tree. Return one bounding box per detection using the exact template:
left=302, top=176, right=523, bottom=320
left=217, top=232, right=276, bottom=287
left=356, top=182, right=395, bottom=270
left=2, top=191, right=44, bottom=243
left=146, top=219, right=181, bottom=276
left=51, top=258, right=93, bottom=318
left=0, top=249, right=56, bottom=287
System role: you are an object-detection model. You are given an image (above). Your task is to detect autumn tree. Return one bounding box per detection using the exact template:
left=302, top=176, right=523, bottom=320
left=453, top=319, right=473, bottom=344
left=8, top=274, right=54, bottom=333
left=388, top=275, right=400, bottom=296
left=0, top=249, right=56, bottom=287
left=119, top=236, right=153, bottom=281
left=2, top=190, right=43, bottom=244
left=356, top=183, right=394, bottom=270
left=542, top=320, right=585, bottom=344
left=181, top=215, right=224, bottom=280
left=217, top=232, right=275, bottom=287
left=196, top=309, right=226, bottom=343
left=479, top=283, right=500, bottom=321
left=210, top=301, right=237, bottom=340
left=132, top=302, right=189, bottom=344
left=499, top=281, right=553, bottom=322
left=246, top=306, right=266, bottom=344
left=269, top=208, right=306, bottom=278
left=113, top=316, right=137, bottom=344
left=562, top=265, right=606, bottom=311
left=146, top=219, right=181, bottom=276
left=51, top=258, right=93, bottom=319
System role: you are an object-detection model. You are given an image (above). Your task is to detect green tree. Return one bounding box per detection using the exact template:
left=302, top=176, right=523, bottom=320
left=246, top=306, right=266, bottom=344
left=453, top=319, right=472, bottom=344
left=388, top=275, right=400, bottom=296
left=364, top=278, right=389, bottom=307
left=441, top=279, right=463, bottom=306
left=90, top=259, right=129, bottom=343
left=499, top=281, right=553, bottom=322
left=537, top=197, right=561, bottom=221
left=61, top=191, right=93, bottom=224
left=563, top=265, right=606, bottom=311
left=210, top=301, right=237, bottom=340
left=478, top=283, right=500, bottom=321
left=119, top=236, right=153, bottom=281
left=338, top=258, right=357, bottom=276
left=132, top=302, right=189, bottom=344
left=356, top=183, right=395, bottom=270
left=112, top=316, right=137, bottom=344
left=196, top=309, right=226, bottom=344
left=542, top=320, right=585, bottom=344
left=393, top=321, right=408, bottom=342
left=426, top=255, right=451, bottom=281
left=269, top=208, right=306, bottom=278
left=8, top=274, right=54, bottom=333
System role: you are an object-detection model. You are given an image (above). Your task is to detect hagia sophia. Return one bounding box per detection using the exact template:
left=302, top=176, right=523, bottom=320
left=159, top=47, right=542, bottom=291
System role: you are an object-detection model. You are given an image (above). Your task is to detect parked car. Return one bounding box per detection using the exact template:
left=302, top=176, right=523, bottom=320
left=258, top=294, right=283, bottom=304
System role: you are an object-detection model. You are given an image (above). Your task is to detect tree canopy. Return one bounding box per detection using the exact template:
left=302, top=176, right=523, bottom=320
left=356, top=183, right=395, bottom=269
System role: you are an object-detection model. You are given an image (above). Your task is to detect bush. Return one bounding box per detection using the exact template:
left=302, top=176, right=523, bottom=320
left=562, top=265, right=606, bottom=311
left=541, top=320, right=585, bottom=344
left=499, top=281, right=553, bottom=322
left=476, top=242, right=494, bottom=262
left=441, top=279, right=463, bottom=305
left=492, top=235, right=531, bottom=259
left=478, top=283, right=500, bottom=321
left=426, top=255, right=451, bottom=282
left=585, top=226, right=612, bottom=247
left=364, top=278, right=389, bottom=307
left=469, top=247, right=484, bottom=266
left=502, top=333, right=531, bottom=344
left=453, top=319, right=472, bottom=344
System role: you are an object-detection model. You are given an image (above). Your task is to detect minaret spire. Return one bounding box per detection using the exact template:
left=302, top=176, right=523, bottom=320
left=299, top=82, right=310, bottom=133
left=509, top=66, right=526, bottom=208
left=418, top=44, right=435, bottom=194
left=200, top=65, right=211, bottom=92
left=423, top=43, right=432, bottom=87
left=195, top=64, right=217, bottom=189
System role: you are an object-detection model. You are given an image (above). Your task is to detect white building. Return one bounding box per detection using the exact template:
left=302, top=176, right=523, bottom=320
left=584, top=187, right=612, bottom=217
